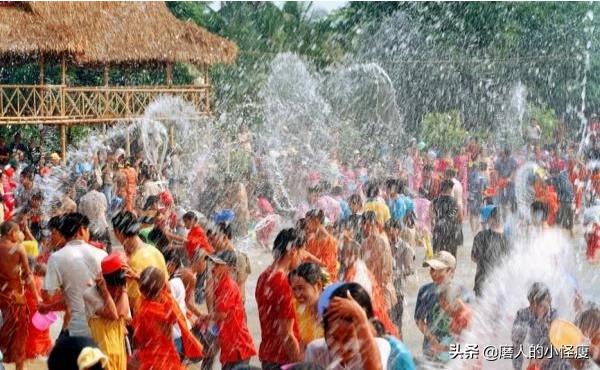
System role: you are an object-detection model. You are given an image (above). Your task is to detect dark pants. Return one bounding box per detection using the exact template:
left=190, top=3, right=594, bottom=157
left=390, top=294, right=404, bottom=334
left=261, top=363, right=282, bottom=370
left=192, top=326, right=219, bottom=370
left=223, top=360, right=250, bottom=370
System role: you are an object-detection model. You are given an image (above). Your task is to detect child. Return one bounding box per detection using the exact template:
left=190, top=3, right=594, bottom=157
left=206, top=250, right=256, bottom=369
left=131, top=267, right=203, bottom=370
left=163, top=248, right=190, bottom=359
left=83, top=252, right=130, bottom=370
left=25, top=259, right=52, bottom=360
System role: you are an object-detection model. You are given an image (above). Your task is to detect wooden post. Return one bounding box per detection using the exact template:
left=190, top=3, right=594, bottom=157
left=60, top=54, right=67, bottom=85
left=169, top=125, right=175, bottom=149
left=125, top=128, right=131, bottom=157
left=203, top=64, right=209, bottom=85
left=38, top=54, right=45, bottom=84
left=165, top=62, right=173, bottom=86
left=60, top=124, right=67, bottom=164
left=103, top=65, right=110, bottom=86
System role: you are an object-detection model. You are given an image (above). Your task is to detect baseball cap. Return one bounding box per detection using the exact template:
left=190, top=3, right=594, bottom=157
left=207, top=249, right=237, bottom=268
left=423, top=251, right=456, bottom=270
left=101, top=251, right=127, bottom=275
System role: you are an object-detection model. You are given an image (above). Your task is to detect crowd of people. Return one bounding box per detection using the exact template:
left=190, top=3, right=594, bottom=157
left=0, top=120, right=598, bottom=370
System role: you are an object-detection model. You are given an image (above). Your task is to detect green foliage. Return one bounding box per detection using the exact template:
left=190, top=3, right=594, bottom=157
left=528, top=104, right=559, bottom=145
left=421, top=111, right=468, bottom=153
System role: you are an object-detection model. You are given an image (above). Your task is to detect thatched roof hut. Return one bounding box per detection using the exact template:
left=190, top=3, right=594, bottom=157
left=0, top=1, right=237, bottom=66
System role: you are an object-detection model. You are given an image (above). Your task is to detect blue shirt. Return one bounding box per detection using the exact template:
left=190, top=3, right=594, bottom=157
left=388, top=196, right=407, bottom=221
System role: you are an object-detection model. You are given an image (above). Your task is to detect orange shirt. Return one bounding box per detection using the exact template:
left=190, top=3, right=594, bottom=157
left=185, top=225, right=214, bottom=259
left=305, top=230, right=338, bottom=281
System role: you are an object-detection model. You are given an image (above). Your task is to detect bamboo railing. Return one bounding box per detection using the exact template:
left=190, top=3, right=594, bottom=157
left=0, top=84, right=211, bottom=125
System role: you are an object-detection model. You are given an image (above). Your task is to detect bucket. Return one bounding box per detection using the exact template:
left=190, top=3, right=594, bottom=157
left=549, top=319, right=585, bottom=350
left=32, top=311, right=58, bottom=331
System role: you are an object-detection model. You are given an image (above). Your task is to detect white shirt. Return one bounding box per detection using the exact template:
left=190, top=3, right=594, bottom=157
left=305, top=337, right=391, bottom=369
left=78, top=190, right=109, bottom=234
left=43, top=240, right=107, bottom=336
left=83, top=285, right=131, bottom=321
left=451, top=178, right=464, bottom=212
left=169, top=276, right=188, bottom=339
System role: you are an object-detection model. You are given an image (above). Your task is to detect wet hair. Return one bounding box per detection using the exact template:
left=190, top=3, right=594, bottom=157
left=285, top=363, right=325, bottom=370
left=445, top=168, right=457, bottom=179
left=140, top=266, right=165, bottom=300
left=272, top=228, right=304, bottom=261
left=531, top=201, right=549, bottom=222
left=440, top=179, right=455, bottom=193
left=478, top=162, right=488, bottom=171
left=365, top=181, right=379, bottom=199
left=182, top=211, right=198, bottom=222
left=48, top=215, right=64, bottom=231
left=163, top=247, right=185, bottom=269
left=305, top=209, right=325, bottom=224
left=143, top=195, right=160, bottom=211
left=0, top=221, right=18, bottom=236
left=362, top=211, right=377, bottom=225
left=348, top=194, right=362, bottom=206
left=31, top=192, right=44, bottom=201
left=103, top=269, right=126, bottom=287
left=527, top=282, right=551, bottom=305
left=111, top=211, right=140, bottom=238
left=331, top=186, right=343, bottom=197
left=423, top=164, right=434, bottom=172
left=289, top=262, right=329, bottom=286
left=307, top=186, right=319, bottom=195
left=147, top=227, right=169, bottom=251
left=58, top=213, right=90, bottom=239
left=216, top=222, right=232, bottom=240
left=318, top=180, right=331, bottom=193
left=385, top=178, right=399, bottom=193
left=295, top=218, right=307, bottom=231
left=20, top=168, right=35, bottom=180
left=323, top=282, right=374, bottom=333
left=384, top=218, right=402, bottom=231
left=48, top=335, right=99, bottom=370
left=574, top=307, right=600, bottom=336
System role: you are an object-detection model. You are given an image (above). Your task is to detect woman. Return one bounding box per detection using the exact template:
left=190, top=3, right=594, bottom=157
left=304, top=282, right=390, bottom=369
left=304, top=209, right=339, bottom=280
left=289, top=262, right=328, bottom=352
left=341, top=241, right=399, bottom=338
left=83, top=252, right=130, bottom=370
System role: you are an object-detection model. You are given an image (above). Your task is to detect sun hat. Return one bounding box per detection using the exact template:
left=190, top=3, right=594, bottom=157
left=423, top=251, right=456, bottom=270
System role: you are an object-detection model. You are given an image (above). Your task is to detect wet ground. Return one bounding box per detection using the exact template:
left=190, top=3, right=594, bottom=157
left=7, top=222, right=591, bottom=369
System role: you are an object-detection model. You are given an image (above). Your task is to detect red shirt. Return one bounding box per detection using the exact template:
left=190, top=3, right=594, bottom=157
left=255, top=267, right=300, bottom=364
left=185, top=225, right=213, bottom=259
left=215, top=273, right=256, bottom=364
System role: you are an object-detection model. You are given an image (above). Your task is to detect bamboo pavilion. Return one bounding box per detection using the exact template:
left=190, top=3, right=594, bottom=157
left=0, top=1, right=237, bottom=160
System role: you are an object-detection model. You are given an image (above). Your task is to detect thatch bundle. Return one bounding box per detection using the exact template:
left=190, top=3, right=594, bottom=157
left=0, top=1, right=237, bottom=66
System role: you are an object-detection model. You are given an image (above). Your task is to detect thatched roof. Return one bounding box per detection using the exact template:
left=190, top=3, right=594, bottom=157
left=0, top=2, right=81, bottom=60
left=0, top=2, right=237, bottom=66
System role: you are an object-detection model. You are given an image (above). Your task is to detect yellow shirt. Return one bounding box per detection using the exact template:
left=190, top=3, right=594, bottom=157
left=363, top=200, right=391, bottom=226
left=294, top=301, right=324, bottom=346
left=127, top=244, right=169, bottom=312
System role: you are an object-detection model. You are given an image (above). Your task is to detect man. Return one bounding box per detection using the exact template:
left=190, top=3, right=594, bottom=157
left=420, top=164, right=441, bottom=201
left=78, top=183, right=110, bottom=252
left=570, top=308, right=600, bottom=369
left=8, top=133, right=30, bottom=161
left=415, top=251, right=464, bottom=360
left=471, top=205, right=510, bottom=297
left=548, top=168, right=575, bottom=233
left=112, top=211, right=168, bottom=313
left=495, top=148, right=518, bottom=214
left=15, top=168, right=36, bottom=208
left=431, top=179, right=463, bottom=257
left=256, top=229, right=303, bottom=368
left=182, top=211, right=213, bottom=260
left=0, top=221, right=40, bottom=370
left=363, top=181, right=391, bottom=226
left=445, top=168, right=464, bottom=216
left=42, top=213, right=107, bottom=337
left=0, top=137, right=9, bottom=166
